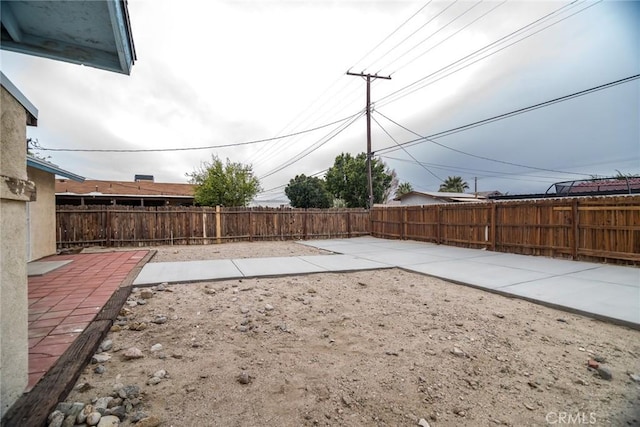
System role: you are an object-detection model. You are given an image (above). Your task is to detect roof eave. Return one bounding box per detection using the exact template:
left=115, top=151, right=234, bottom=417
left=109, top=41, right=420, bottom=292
left=27, top=155, right=85, bottom=182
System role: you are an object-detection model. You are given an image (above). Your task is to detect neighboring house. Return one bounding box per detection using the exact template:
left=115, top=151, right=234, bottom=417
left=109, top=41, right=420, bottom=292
left=394, top=191, right=486, bottom=206
left=0, top=1, right=135, bottom=417
left=554, top=177, right=640, bottom=195
left=27, top=155, right=84, bottom=261
left=56, top=178, right=195, bottom=206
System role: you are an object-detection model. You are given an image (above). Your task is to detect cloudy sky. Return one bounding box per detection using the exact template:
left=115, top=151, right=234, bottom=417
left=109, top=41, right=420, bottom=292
left=2, top=0, right=638, bottom=203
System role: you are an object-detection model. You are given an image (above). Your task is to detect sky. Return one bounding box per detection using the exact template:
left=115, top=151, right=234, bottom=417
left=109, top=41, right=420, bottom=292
left=2, top=0, right=638, bottom=204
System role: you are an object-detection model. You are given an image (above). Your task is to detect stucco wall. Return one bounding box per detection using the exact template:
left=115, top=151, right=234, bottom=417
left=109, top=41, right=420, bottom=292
left=399, top=194, right=440, bottom=206
left=0, top=86, right=29, bottom=417
left=27, top=166, right=56, bottom=261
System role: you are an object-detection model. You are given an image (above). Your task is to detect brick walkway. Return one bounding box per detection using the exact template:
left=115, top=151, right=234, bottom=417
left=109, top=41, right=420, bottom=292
left=27, top=250, right=148, bottom=390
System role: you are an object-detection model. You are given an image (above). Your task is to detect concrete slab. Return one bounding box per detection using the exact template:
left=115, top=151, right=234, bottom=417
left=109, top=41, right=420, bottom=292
left=568, top=265, right=640, bottom=287
left=355, top=250, right=448, bottom=266
left=298, top=255, right=389, bottom=272
left=400, top=245, right=499, bottom=259
left=133, top=259, right=243, bottom=285
left=232, top=256, right=326, bottom=277
left=27, top=260, right=72, bottom=276
left=469, top=253, right=600, bottom=275
left=407, top=260, right=552, bottom=290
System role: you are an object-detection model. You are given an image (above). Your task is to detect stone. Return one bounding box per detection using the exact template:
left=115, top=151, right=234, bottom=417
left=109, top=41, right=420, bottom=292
left=55, top=402, right=74, bottom=415
left=123, top=347, right=144, bottom=360
left=126, top=301, right=137, bottom=307
left=265, top=304, right=274, bottom=311
left=94, top=365, right=106, bottom=374
left=106, top=406, right=126, bottom=420
left=140, top=289, right=154, bottom=299
left=76, top=382, right=93, bottom=392
left=108, top=398, right=122, bottom=408
left=62, top=413, right=78, bottom=427
left=451, top=347, right=465, bottom=357
left=87, top=411, right=102, bottom=426
left=110, top=325, right=122, bottom=332
left=157, top=283, right=167, bottom=291
left=77, top=404, right=93, bottom=424
left=134, top=416, right=162, bottom=427
left=91, top=353, right=111, bottom=364
left=418, top=419, right=431, bottom=427
left=629, top=373, right=640, bottom=383
left=147, top=376, right=161, bottom=385
left=240, top=306, right=250, bottom=314
left=128, top=322, right=147, bottom=331
left=48, top=411, right=65, bottom=427
left=97, top=415, right=120, bottom=427
left=151, top=315, right=167, bottom=324
left=153, top=369, right=167, bottom=379
left=238, top=325, right=248, bottom=332
left=119, top=385, right=140, bottom=399
left=130, top=412, right=148, bottom=423
left=99, top=339, right=113, bottom=352
left=237, top=371, right=251, bottom=384
left=593, top=355, right=606, bottom=363
left=587, top=359, right=599, bottom=369
left=597, top=366, right=612, bottom=381
left=94, top=396, right=113, bottom=414
left=493, top=312, right=505, bottom=319
left=150, top=343, right=163, bottom=352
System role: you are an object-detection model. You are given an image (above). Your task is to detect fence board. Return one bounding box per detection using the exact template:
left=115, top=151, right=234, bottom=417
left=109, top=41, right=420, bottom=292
left=57, top=206, right=369, bottom=248
left=372, top=195, right=640, bottom=265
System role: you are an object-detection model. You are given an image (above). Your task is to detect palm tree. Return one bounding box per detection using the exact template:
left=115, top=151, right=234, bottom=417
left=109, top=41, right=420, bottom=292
left=395, top=182, right=413, bottom=198
left=439, top=176, right=469, bottom=193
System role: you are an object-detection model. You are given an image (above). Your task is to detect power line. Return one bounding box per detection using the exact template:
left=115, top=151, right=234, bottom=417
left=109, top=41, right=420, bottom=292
left=39, top=113, right=362, bottom=153
left=376, top=0, right=594, bottom=108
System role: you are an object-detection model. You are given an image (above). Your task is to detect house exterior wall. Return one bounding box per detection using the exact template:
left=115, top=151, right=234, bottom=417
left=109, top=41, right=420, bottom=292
left=0, top=86, right=29, bottom=417
left=398, top=194, right=441, bottom=206
left=27, top=166, right=56, bottom=261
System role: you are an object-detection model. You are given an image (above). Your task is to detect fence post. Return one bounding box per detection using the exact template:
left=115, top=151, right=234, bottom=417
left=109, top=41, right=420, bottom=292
left=401, top=206, right=406, bottom=240
left=215, top=205, right=221, bottom=244
left=106, top=207, right=111, bottom=247
left=346, top=210, right=351, bottom=238
left=202, top=209, right=207, bottom=243
left=249, top=210, right=253, bottom=242
left=436, top=206, right=442, bottom=245
left=490, top=203, right=496, bottom=251
left=571, top=199, right=579, bottom=259
left=303, top=210, right=308, bottom=240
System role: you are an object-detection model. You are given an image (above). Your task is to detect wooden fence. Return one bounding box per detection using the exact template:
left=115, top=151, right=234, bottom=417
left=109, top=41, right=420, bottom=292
left=371, top=195, right=640, bottom=264
left=56, top=206, right=370, bottom=247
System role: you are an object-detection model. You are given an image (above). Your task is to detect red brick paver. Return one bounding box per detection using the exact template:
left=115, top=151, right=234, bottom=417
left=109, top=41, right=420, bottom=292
left=27, top=251, right=148, bottom=390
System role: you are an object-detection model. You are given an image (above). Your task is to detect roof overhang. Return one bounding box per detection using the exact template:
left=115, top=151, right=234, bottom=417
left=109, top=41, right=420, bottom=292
left=1, top=0, right=136, bottom=75
left=27, top=155, right=85, bottom=182
left=0, top=71, right=37, bottom=125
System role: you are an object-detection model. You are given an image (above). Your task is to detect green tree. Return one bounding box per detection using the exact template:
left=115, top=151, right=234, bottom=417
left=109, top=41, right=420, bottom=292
left=285, top=174, right=332, bottom=208
left=439, top=176, right=469, bottom=193
left=395, top=182, right=413, bottom=198
left=325, top=153, right=393, bottom=208
left=187, top=155, right=260, bottom=207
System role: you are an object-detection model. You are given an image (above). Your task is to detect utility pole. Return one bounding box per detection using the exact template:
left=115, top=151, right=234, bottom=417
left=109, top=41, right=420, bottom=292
left=347, top=71, right=391, bottom=209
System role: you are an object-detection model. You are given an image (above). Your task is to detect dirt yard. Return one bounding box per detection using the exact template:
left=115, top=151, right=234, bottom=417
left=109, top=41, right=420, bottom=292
left=65, top=242, right=640, bottom=426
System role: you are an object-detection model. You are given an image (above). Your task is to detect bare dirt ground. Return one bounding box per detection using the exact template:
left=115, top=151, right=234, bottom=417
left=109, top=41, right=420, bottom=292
left=67, top=242, right=640, bottom=426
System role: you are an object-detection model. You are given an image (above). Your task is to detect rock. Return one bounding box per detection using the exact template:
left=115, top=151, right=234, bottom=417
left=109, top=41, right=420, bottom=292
left=110, top=325, right=122, bottom=332
left=118, top=384, right=140, bottom=399
left=48, top=410, right=65, bottom=427
left=94, top=397, right=113, bottom=414
left=451, top=347, right=465, bottom=357
left=62, top=413, right=78, bottom=427
left=97, top=415, right=120, bottom=427
left=153, top=369, right=167, bottom=379
left=575, top=378, right=589, bottom=386
left=629, top=373, right=640, bottom=383
left=150, top=343, right=163, bottom=352
left=137, top=299, right=147, bottom=305
left=77, top=404, right=93, bottom=424
left=240, top=306, right=250, bottom=314
left=99, top=339, right=113, bottom=352
left=265, top=304, right=274, bottom=311
left=593, top=354, right=606, bottom=363
left=108, top=398, right=122, bottom=408
left=87, top=411, right=102, bottom=426
left=237, top=371, right=251, bottom=384
left=76, top=382, right=93, bottom=392
left=134, top=416, right=162, bottom=427
left=140, top=289, right=153, bottom=299
left=418, top=418, right=431, bottom=427
left=125, top=301, right=137, bottom=307
left=55, top=402, right=74, bottom=415
left=123, top=347, right=144, bottom=360
left=92, top=353, right=111, bottom=364
left=147, top=377, right=161, bottom=385
left=157, top=283, right=167, bottom=291
left=493, top=312, right=505, bottom=319
left=151, top=315, right=167, bottom=324
left=587, top=359, right=599, bottom=369
left=128, top=322, right=147, bottom=331
left=106, top=405, right=126, bottom=420
left=238, top=326, right=248, bottom=332
left=94, top=365, right=106, bottom=374
left=597, top=366, right=612, bottom=381
left=130, top=411, right=148, bottom=423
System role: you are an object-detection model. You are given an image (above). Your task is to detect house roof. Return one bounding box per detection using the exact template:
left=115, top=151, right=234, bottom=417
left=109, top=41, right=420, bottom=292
left=0, top=71, right=37, bottom=125
left=27, top=155, right=84, bottom=182
left=394, top=191, right=485, bottom=202
left=1, top=0, right=136, bottom=75
left=55, top=179, right=195, bottom=198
